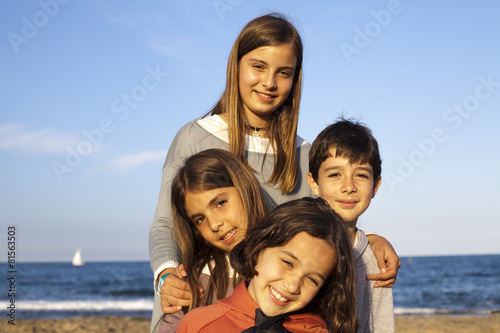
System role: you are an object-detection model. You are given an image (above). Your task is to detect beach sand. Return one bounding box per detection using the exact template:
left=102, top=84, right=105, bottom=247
left=1, top=314, right=500, bottom=332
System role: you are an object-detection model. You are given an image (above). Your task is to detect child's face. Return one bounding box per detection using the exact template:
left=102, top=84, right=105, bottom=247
left=184, top=186, right=247, bottom=254
left=247, top=232, right=336, bottom=317
left=238, top=44, right=297, bottom=125
left=307, top=148, right=381, bottom=226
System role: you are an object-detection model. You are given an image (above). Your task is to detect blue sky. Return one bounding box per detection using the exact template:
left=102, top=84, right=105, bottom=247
left=1, top=0, right=499, bottom=262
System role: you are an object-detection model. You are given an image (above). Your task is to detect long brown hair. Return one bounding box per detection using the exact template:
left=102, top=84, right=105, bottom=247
left=208, top=13, right=304, bottom=194
left=171, top=149, right=268, bottom=310
left=231, top=198, right=358, bottom=333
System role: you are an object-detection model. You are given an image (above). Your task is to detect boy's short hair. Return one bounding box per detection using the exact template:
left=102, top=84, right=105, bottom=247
left=308, top=118, right=382, bottom=184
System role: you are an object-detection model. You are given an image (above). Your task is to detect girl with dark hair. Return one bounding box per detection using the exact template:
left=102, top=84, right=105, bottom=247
left=177, top=197, right=358, bottom=333
left=157, top=149, right=268, bottom=331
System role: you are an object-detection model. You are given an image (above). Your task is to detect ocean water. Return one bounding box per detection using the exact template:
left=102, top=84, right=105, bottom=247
left=1, top=255, right=499, bottom=319
left=1, top=261, right=154, bottom=319
left=393, top=254, right=500, bottom=316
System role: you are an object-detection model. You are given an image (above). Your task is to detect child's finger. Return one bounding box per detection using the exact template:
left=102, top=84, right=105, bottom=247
left=161, top=304, right=183, bottom=314
left=177, top=264, right=188, bottom=278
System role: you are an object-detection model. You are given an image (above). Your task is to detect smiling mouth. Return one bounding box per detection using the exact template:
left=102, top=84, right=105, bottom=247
left=255, top=91, right=276, bottom=100
left=338, top=201, right=357, bottom=208
left=269, top=286, right=291, bottom=304
left=220, top=228, right=236, bottom=242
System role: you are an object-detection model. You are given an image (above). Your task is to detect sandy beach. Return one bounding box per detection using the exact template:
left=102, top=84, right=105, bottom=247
left=1, top=314, right=500, bottom=332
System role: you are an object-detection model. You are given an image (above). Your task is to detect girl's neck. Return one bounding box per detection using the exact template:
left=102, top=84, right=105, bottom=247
left=243, top=107, right=272, bottom=129
left=246, top=123, right=269, bottom=138
left=244, top=115, right=271, bottom=138
left=219, top=112, right=271, bottom=138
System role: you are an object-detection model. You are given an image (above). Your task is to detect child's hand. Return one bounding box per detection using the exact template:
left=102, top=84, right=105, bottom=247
left=366, top=234, right=401, bottom=288
left=160, top=264, right=204, bottom=313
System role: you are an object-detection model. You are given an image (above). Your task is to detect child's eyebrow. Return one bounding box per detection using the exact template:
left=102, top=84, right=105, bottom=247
left=281, top=250, right=299, bottom=261
left=323, top=165, right=372, bottom=173
left=281, top=250, right=327, bottom=281
left=247, top=58, right=295, bottom=71
left=208, top=192, right=228, bottom=207
left=188, top=192, right=228, bottom=220
left=312, top=272, right=327, bottom=281
left=323, top=166, right=340, bottom=172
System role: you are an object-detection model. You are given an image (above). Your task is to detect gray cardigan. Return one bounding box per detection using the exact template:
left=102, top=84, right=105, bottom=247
left=149, top=115, right=312, bottom=332
left=354, top=230, right=395, bottom=332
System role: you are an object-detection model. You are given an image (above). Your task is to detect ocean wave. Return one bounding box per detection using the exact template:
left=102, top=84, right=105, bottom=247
left=394, top=307, right=499, bottom=316
left=18, top=303, right=499, bottom=316
left=16, top=299, right=154, bottom=311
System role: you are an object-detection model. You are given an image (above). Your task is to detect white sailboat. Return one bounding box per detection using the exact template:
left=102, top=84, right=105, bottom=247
left=72, top=248, right=85, bottom=266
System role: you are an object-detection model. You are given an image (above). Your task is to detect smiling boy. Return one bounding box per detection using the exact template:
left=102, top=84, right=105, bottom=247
left=307, top=118, right=395, bottom=332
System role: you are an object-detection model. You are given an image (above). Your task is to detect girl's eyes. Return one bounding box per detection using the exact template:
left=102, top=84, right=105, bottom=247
left=215, top=200, right=227, bottom=208
left=250, top=65, right=292, bottom=77
left=193, top=216, right=205, bottom=226
left=191, top=199, right=227, bottom=226
left=308, top=277, right=319, bottom=287
left=279, top=70, right=292, bottom=77
left=281, top=259, right=320, bottom=286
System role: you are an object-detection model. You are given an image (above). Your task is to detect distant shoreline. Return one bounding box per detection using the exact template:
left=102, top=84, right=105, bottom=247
left=1, top=314, right=500, bottom=333
left=4, top=253, right=500, bottom=264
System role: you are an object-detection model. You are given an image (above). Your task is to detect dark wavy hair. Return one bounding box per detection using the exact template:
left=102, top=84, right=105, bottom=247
left=230, top=197, right=358, bottom=333
left=171, top=149, right=268, bottom=310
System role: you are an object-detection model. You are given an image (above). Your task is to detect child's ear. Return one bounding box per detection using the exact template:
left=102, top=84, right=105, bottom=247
left=307, top=172, right=321, bottom=197
left=372, top=176, right=382, bottom=198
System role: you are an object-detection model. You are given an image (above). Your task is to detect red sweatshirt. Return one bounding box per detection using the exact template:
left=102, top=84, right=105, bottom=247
left=176, top=281, right=328, bottom=332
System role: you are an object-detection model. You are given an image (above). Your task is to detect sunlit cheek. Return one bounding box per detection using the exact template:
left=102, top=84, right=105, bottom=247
left=200, top=228, right=219, bottom=248
left=262, top=259, right=284, bottom=279
left=278, top=80, right=293, bottom=96
left=302, top=285, right=321, bottom=304
left=241, top=70, right=259, bottom=86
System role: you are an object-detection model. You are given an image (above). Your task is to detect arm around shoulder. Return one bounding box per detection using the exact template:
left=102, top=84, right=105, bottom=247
left=366, top=233, right=401, bottom=288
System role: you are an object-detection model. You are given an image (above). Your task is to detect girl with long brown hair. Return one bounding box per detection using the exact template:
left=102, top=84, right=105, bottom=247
left=157, top=149, right=268, bottom=331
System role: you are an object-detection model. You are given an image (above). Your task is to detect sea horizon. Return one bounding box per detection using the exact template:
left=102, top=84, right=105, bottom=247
left=6, top=252, right=500, bottom=264
left=2, top=254, right=499, bottom=319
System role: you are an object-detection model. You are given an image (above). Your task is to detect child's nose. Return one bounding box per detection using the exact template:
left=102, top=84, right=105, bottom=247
left=341, top=177, right=357, bottom=193
left=283, top=275, right=301, bottom=295
left=261, top=72, right=276, bottom=89
left=208, top=218, right=223, bottom=232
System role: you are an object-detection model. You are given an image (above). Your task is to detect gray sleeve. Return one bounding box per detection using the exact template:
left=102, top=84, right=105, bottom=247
left=357, top=244, right=395, bottom=333
left=148, top=120, right=228, bottom=274
left=370, top=283, right=395, bottom=332
left=148, top=122, right=196, bottom=273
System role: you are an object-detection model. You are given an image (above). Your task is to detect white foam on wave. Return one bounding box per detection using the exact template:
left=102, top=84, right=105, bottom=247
left=394, top=307, right=494, bottom=316
left=15, top=299, right=154, bottom=311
